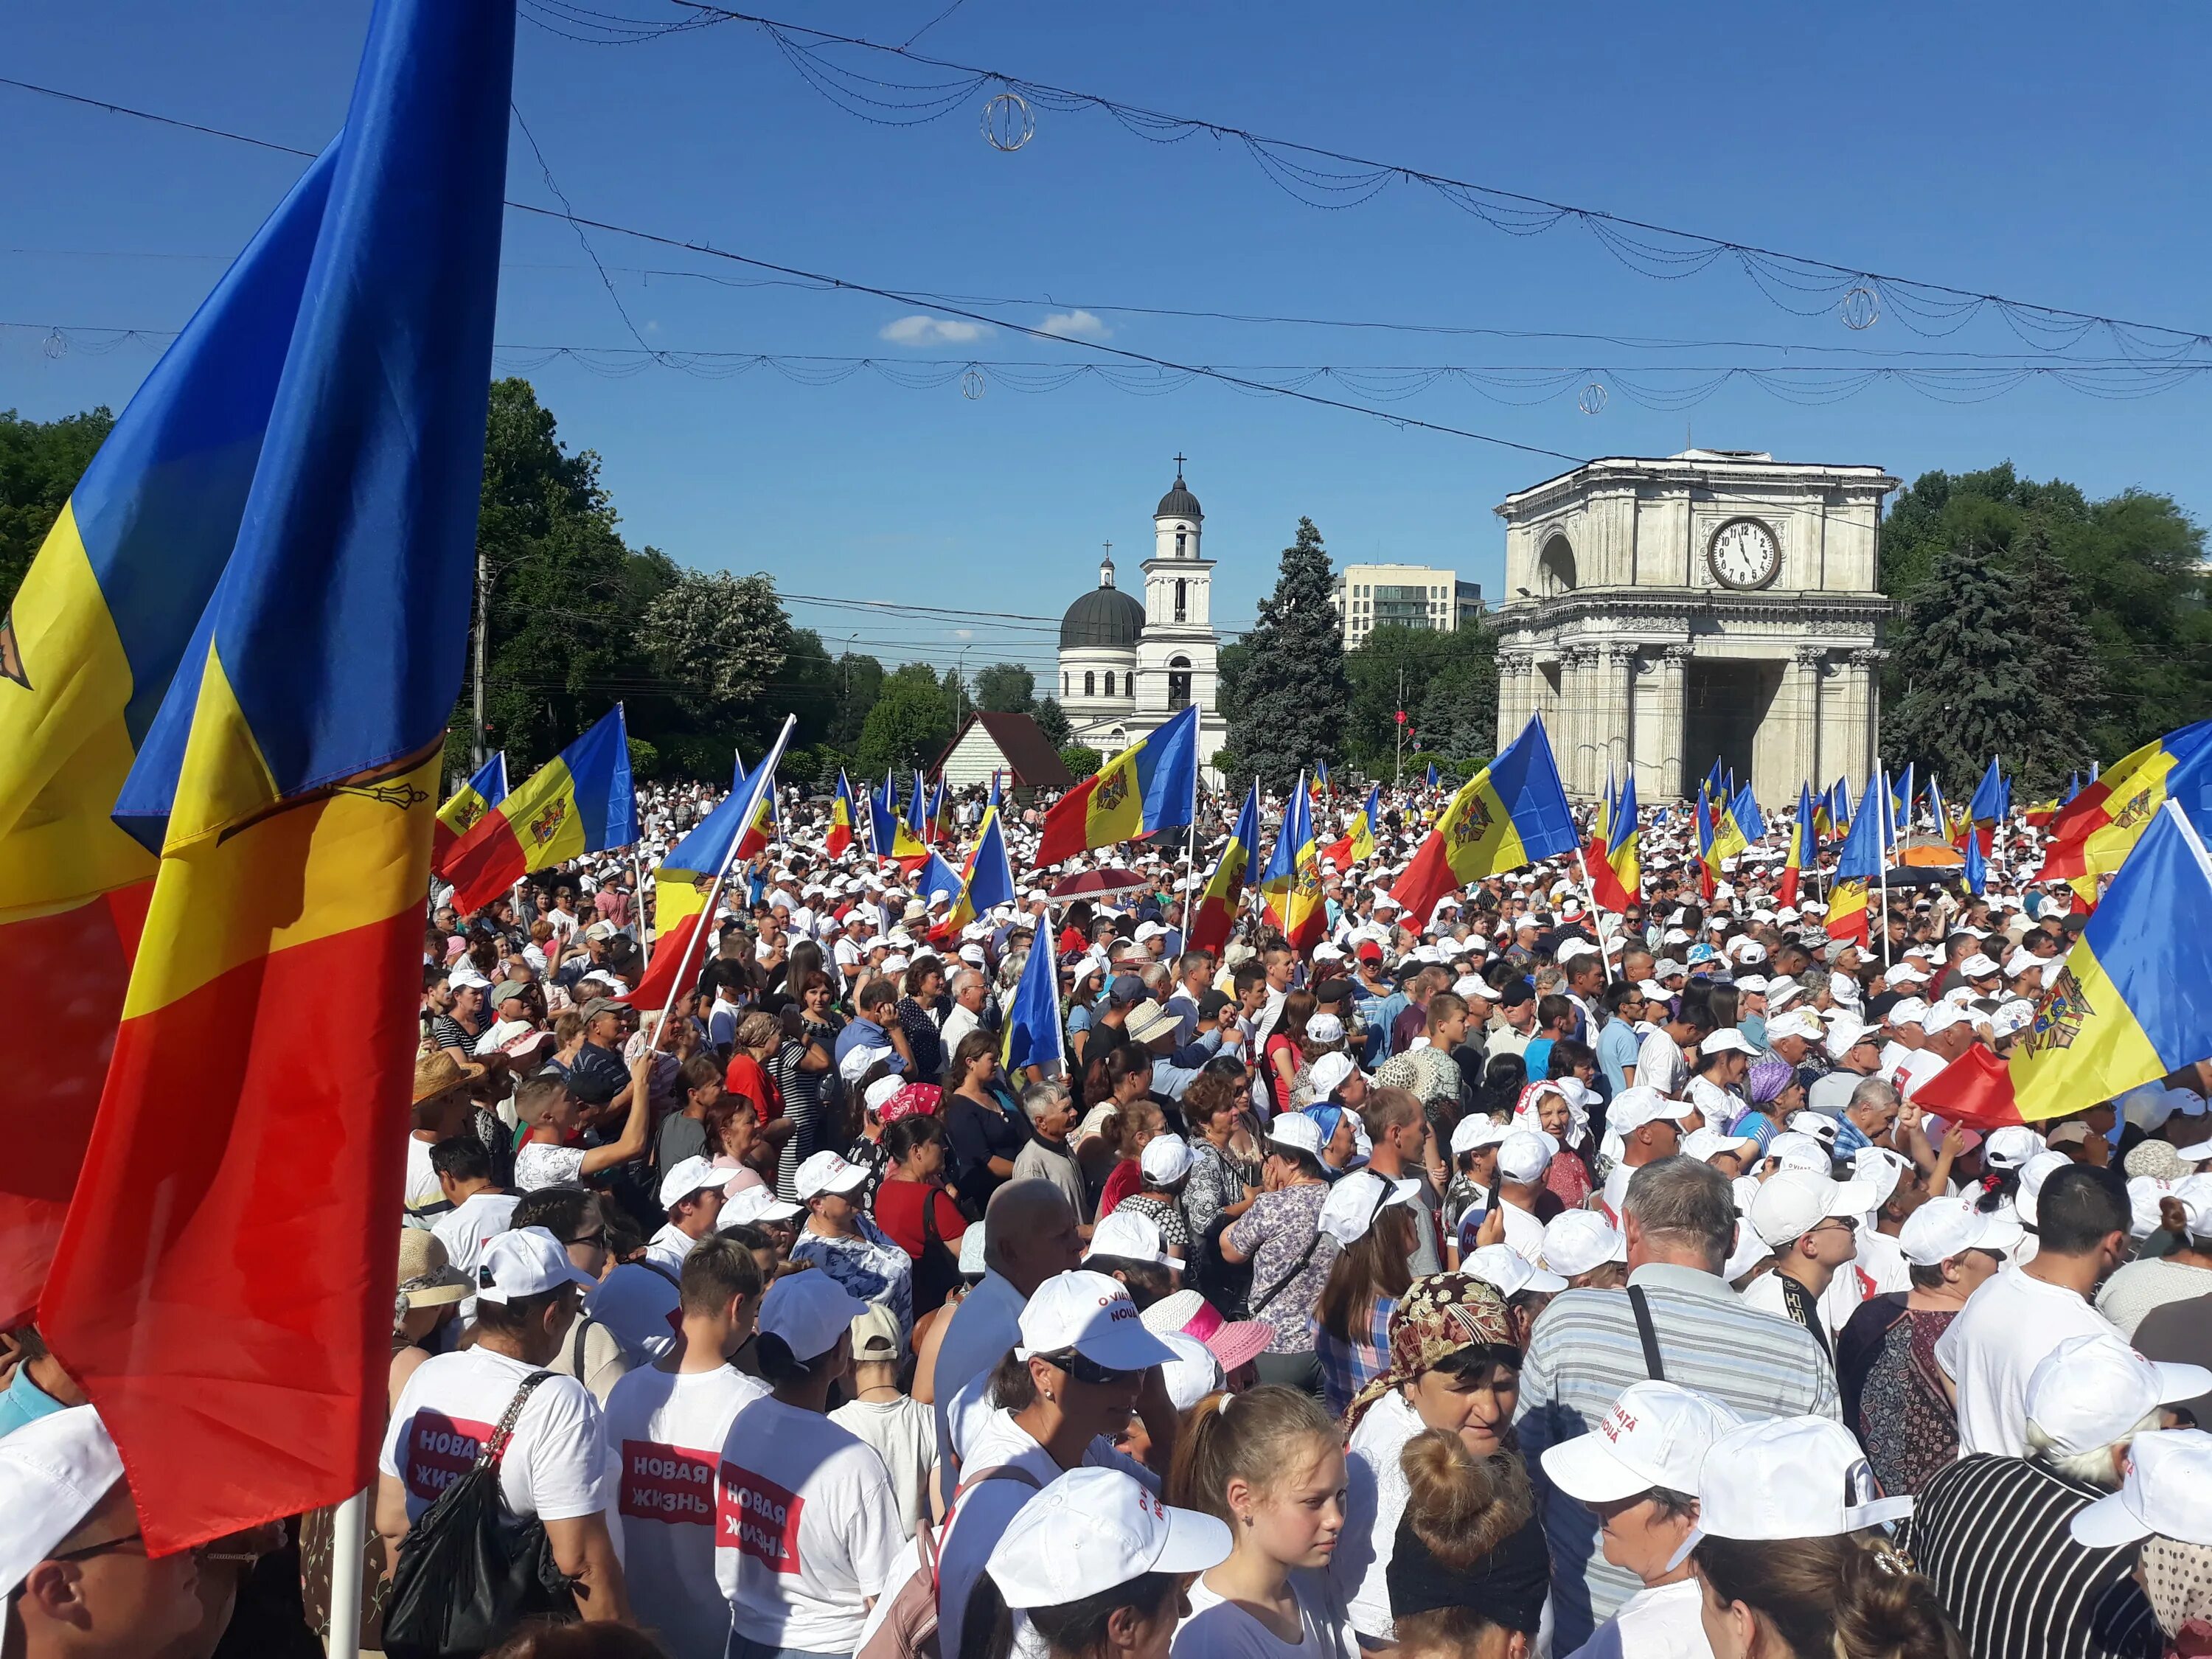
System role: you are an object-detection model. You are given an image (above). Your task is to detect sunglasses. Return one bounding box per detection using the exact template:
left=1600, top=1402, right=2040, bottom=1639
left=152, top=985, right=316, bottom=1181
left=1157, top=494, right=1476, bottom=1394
left=1041, top=1349, right=1141, bottom=1387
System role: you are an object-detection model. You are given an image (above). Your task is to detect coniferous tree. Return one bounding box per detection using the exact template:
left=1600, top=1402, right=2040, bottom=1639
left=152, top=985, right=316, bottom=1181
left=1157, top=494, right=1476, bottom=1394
left=1885, top=544, right=2058, bottom=790
left=1225, top=517, right=1349, bottom=793
left=2016, top=524, right=2104, bottom=782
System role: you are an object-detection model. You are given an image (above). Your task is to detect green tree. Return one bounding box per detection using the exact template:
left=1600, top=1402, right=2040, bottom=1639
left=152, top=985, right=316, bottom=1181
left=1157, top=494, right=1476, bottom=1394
left=1032, top=695, right=1072, bottom=746
left=855, top=663, right=953, bottom=775
left=779, top=629, right=841, bottom=751
left=1341, top=623, right=1498, bottom=772
left=1225, top=517, right=1350, bottom=793
left=1415, top=646, right=1499, bottom=765
left=974, top=662, right=1036, bottom=713
left=1, top=406, right=115, bottom=611
left=637, top=569, right=793, bottom=737
left=828, top=652, right=886, bottom=750
left=1060, top=744, right=1102, bottom=779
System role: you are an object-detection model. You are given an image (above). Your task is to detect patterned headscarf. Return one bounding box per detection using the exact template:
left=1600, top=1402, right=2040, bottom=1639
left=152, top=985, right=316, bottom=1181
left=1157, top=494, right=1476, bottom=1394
left=1512, top=1080, right=1589, bottom=1150
left=1746, top=1056, right=1795, bottom=1106
left=1343, top=1272, right=1518, bottom=1433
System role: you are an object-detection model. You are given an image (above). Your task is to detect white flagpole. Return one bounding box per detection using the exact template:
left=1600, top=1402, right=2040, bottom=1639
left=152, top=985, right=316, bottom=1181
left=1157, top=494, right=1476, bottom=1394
left=1877, top=759, right=1892, bottom=970
left=326, top=1489, right=367, bottom=1659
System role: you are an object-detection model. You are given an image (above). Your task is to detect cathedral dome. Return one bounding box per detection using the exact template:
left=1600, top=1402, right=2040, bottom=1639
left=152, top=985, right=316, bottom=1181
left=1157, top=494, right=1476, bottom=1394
left=1060, top=584, right=1146, bottom=649
left=1155, top=470, right=1202, bottom=521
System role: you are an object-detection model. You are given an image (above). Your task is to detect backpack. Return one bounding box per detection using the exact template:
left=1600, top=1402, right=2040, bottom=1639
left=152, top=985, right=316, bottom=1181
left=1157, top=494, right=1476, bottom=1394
left=854, top=1464, right=1043, bottom=1659
left=382, top=1371, right=577, bottom=1659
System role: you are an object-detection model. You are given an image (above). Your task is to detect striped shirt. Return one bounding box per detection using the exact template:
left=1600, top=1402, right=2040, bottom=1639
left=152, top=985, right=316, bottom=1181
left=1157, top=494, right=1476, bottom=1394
left=1905, top=1454, right=2161, bottom=1659
left=1514, top=1262, right=1840, bottom=1652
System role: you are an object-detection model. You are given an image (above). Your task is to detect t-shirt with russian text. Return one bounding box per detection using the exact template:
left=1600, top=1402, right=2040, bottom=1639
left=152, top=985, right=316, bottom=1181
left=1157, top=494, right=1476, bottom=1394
left=601, top=1363, right=772, bottom=1659
left=378, top=1346, right=607, bottom=1525
left=714, top=1396, right=903, bottom=1655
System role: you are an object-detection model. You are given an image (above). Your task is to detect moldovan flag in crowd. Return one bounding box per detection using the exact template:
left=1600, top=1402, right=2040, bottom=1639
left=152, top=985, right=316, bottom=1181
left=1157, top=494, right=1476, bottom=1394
left=1826, top=768, right=1887, bottom=944
left=434, top=751, right=507, bottom=863
left=1001, top=905, right=1065, bottom=1079
left=827, top=769, right=858, bottom=857
left=928, top=775, right=952, bottom=845
left=917, top=852, right=964, bottom=910
left=1917, top=800, right=2212, bottom=1125
left=1391, top=717, right=1578, bottom=922
left=1425, top=760, right=1440, bottom=790
left=935, top=807, right=1015, bottom=944
left=888, top=770, right=931, bottom=869
left=1728, top=783, right=1766, bottom=846
left=1034, top=703, right=1199, bottom=866
left=2034, top=723, right=2212, bottom=906
left=1692, top=796, right=1719, bottom=900
left=866, top=770, right=899, bottom=860
left=1192, top=782, right=1261, bottom=953
left=1778, top=783, right=1815, bottom=908
left=1315, top=757, right=1332, bottom=798
left=1324, top=783, right=1381, bottom=872
left=1587, top=773, right=1638, bottom=913
left=31, top=0, right=515, bottom=1553
left=1261, top=773, right=1328, bottom=951
left=1966, top=757, right=2006, bottom=853
left=437, top=705, right=636, bottom=916
left=731, top=746, right=777, bottom=859
left=1890, top=763, right=1915, bottom=833
left=619, top=719, right=793, bottom=1015
left=1608, top=771, right=1643, bottom=902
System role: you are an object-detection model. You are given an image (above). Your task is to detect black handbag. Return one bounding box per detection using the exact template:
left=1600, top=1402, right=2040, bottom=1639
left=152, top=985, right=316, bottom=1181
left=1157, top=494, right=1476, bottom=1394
left=382, top=1370, right=577, bottom=1659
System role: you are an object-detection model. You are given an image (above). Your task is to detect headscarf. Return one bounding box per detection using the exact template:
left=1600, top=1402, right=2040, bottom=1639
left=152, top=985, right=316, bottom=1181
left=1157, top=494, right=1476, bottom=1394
left=1745, top=1055, right=1795, bottom=1106
left=1343, top=1272, right=1517, bottom=1433
left=880, top=1082, right=942, bottom=1124
left=2141, top=1537, right=2212, bottom=1648
left=1512, top=1080, right=1589, bottom=1150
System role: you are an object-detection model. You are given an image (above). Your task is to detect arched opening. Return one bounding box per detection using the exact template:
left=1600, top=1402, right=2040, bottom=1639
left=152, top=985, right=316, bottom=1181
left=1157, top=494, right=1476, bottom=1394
left=1104, top=671, right=1116, bottom=698
left=1175, top=529, right=1187, bottom=558
left=1084, top=670, right=1096, bottom=698
left=1174, top=579, right=1188, bottom=623
left=1062, top=671, right=1069, bottom=698
left=1539, top=533, right=1578, bottom=597
left=1168, top=655, right=1192, bottom=710
left=1110, top=727, right=1127, bottom=747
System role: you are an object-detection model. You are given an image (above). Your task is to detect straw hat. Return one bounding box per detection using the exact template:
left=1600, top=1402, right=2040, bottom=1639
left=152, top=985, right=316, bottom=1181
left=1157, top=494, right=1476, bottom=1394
left=395, top=1228, right=471, bottom=1309
left=412, top=1050, right=481, bottom=1107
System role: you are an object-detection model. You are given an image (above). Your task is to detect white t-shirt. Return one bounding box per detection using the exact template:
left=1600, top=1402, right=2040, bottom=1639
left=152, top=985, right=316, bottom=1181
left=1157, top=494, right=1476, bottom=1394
left=585, top=1262, right=683, bottom=1363
left=432, top=1192, right=521, bottom=1278
left=403, top=1138, right=448, bottom=1221
left=1635, top=1031, right=1689, bottom=1099
left=378, top=1346, right=608, bottom=1525
left=1934, top=1262, right=2122, bottom=1457
left=514, top=1141, right=587, bottom=1192
left=829, top=1394, right=938, bottom=1540
left=1500, top=1197, right=1548, bottom=1266
left=602, top=1363, right=772, bottom=1659
left=1332, top=1390, right=1419, bottom=1639
left=930, top=1272, right=1026, bottom=1494
left=1175, top=1567, right=1358, bottom=1659
left=714, top=1396, right=903, bottom=1655
left=1564, top=1577, right=1712, bottom=1659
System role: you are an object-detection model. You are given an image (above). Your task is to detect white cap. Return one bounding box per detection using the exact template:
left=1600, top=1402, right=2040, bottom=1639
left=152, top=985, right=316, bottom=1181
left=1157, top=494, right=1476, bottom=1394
left=795, top=1150, right=870, bottom=1203
left=1787, top=1111, right=1841, bottom=1149
left=1540, top=1382, right=1742, bottom=1503
left=0, top=1407, right=125, bottom=1598
left=1317, top=1169, right=1422, bottom=1245
left=1015, top=1271, right=1177, bottom=1369
left=1984, top=1124, right=2047, bottom=1171
left=1852, top=1146, right=1913, bottom=1211
left=1540, top=1210, right=1627, bottom=1279
left=1139, top=1134, right=1194, bottom=1185
left=1155, top=1330, right=1225, bottom=1413
left=1884, top=998, right=1930, bottom=1029
left=1607, top=1087, right=1694, bottom=1136
left=1557, top=938, right=1601, bottom=966
left=720, top=1186, right=804, bottom=1226
left=1693, top=1416, right=1913, bottom=1543
left=2014, top=1150, right=2075, bottom=1226
left=1749, top=1171, right=1877, bottom=1249
left=1305, top=1012, right=1347, bottom=1046
left=1699, top=1028, right=1759, bottom=1059
left=2025, top=1334, right=2212, bottom=1456
left=1681, top=1127, right=1759, bottom=1165
left=1451, top=1116, right=1513, bottom=1157
left=1268, top=1113, right=1325, bottom=1158
left=658, top=1155, right=731, bottom=1211
left=2070, top=1430, right=2212, bottom=1549
left=1498, top=1129, right=1558, bottom=1184
left=476, top=1226, right=598, bottom=1304
left=1823, top=1017, right=1874, bottom=1062
left=1465, top=1242, right=1565, bottom=1298
left=863, top=1075, right=906, bottom=1116
left=1959, top=953, right=2002, bottom=978
left=759, top=1270, right=866, bottom=1362
left=986, top=1466, right=1232, bottom=1607
left=1921, top=1001, right=1974, bottom=1037
left=1307, top=1053, right=1364, bottom=1099
left=1764, top=1131, right=1833, bottom=1174
left=1766, top=1009, right=1823, bottom=1043
left=840, top=1043, right=894, bottom=1084
left=1885, top=964, right=1930, bottom=987
left=1085, top=1208, right=1170, bottom=1266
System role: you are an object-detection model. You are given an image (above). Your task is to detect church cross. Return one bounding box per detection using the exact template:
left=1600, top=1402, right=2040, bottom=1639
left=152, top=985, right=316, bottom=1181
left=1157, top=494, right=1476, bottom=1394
left=1172, top=452, right=1187, bottom=474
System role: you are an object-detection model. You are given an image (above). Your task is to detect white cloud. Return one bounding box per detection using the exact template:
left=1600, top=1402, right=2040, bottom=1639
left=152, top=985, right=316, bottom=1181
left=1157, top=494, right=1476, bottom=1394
left=880, top=314, right=992, bottom=346
left=1040, top=307, right=1110, bottom=340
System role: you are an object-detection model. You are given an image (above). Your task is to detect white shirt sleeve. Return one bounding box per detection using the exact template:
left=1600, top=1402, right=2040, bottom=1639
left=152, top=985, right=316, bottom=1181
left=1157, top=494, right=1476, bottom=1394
left=511, top=1377, right=613, bottom=1522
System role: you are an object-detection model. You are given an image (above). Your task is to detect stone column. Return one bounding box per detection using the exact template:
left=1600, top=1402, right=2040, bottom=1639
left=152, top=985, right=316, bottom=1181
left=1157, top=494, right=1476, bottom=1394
left=1647, top=644, right=1694, bottom=801
left=1559, top=644, right=1598, bottom=795
left=1838, top=647, right=1883, bottom=786
left=1495, top=653, right=1534, bottom=752
left=1791, top=646, right=1828, bottom=790
left=1602, top=643, right=1638, bottom=787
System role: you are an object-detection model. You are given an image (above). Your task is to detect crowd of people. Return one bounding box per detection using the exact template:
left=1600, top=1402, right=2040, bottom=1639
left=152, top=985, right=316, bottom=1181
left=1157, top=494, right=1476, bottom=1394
left=7, top=767, right=2212, bottom=1659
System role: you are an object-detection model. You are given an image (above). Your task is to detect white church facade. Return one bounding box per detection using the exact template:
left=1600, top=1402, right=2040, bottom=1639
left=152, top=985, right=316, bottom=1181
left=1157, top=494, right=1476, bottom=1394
left=1057, top=463, right=1228, bottom=777
left=1492, top=450, right=1899, bottom=804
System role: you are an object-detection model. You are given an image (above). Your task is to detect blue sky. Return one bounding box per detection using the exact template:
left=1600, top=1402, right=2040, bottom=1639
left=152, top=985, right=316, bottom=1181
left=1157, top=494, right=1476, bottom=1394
left=4, top=0, right=2210, bottom=684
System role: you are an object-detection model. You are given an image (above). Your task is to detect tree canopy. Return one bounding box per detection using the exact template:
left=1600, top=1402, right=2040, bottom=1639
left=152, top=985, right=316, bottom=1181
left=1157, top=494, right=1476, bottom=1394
left=1340, top=622, right=1498, bottom=777
left=1225, top=516, right=1350, bottom=793
left=1, top=406, right=115, bottom=611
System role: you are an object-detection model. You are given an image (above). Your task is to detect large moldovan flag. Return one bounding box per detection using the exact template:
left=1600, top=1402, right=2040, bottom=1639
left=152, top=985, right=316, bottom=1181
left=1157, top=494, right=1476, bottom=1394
left=436, top=704, right=636, bottom=915
left=1034, top=703, right=1200, bottom=866
left=1324, top=782, right=1381, bottom=872
left=1826, top=768, right=1887, bottom=944
left=1260, top=772, right=1327, bottom=952
left=434, top=751, right=507, bottom=863
left=32, top=0, right=515, bottom=1551
left=1192, top=782, right=1261, bottom=953
left=1390, top=717, right=1577, bottom=922
left=2034, top=723, right=2212, bottom=906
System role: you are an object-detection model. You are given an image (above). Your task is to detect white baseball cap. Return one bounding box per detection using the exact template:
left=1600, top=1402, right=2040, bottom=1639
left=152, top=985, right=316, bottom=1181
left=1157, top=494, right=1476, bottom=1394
left=1984, top=1124, right=2048, bottom=1171
left=1681, top=1127, right=1760, bottom=1165
left=2070, top=1430, right=2212, bottom=1549
left=1268, top=1113, right=1325, bottom=1158
left=720, top=1185, right=804, bottom=1226
left=2014, top=1150, right=2075, bottom=1226
left=1307, top=1052, right=1364, bottom=1099
left=1085, top=1208, right=1170, bottom=1267
left=794, top=1150, right=870, bottom=1203
left=839, top=1043, right=895, bottom=1084
left=1766, top=1009, right=1823, bottom=1043
left=1700, top=1028, right=1759, bottom=1059
left=1607, top=1088, right=1694, bottom=1137
left=863, top=1075, right=906, bottom=1116
left=1497, top=1129, right=1558, bottom=1185
left=1451, top=1116, right=1513, bottom=1157
left=2025, top=1334, right=2212, bottom=1457
left=1748, top=1171, right=1877, bottom=1249
left=1764, top=1131, right=1834, bottom=1174
left=1305, top=1012, right=1347, bottom=1046
left=0, top=1407, right=125, bottom=1598
left=1155, top=1329, right=1225, bottom=1412
left=759, top=1269, right=867, bottom=1362
left=1318, top=1169, right=1422, bottom=1246
left=658, top=1155, right=729, bottom=1211
left=1691, top=1416, right=1913, bottom=1545
left=1823, top=1017, right=1876, bottom=1062
left=1540, top=1382, right=1742, bottom=1503
left=1015, top=1271, right=1176, bottom=1370
left=1786, top=1111, right=1841, bottom=1149
left=1959, top=953, right=2003, bottom=978
left=1139, top=1134, right=1194, bottom=1185
left=476, top=1226, right=599, bottom=1304
left=986, top=1466, right=1232, bottom=1607
left=1464, top=1242, right=1565, bottom=1298
left=1542, top=1210, right=1627, bottom=1278
left=1921, top=1001, right=1974, bottom=1037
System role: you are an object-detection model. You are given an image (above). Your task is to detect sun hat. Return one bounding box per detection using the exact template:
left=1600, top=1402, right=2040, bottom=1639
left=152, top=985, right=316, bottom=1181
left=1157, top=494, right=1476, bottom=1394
left=1748, top=1171, right=1878, bottom=1249
left=1139, top=1290, right=1274, bottom=1373
left=0, top=1407, right=125, bottom=1599
left=474, top=1226, right=597, bottom=1304
left=1015, top=1271, right=1176, bottom=1371
left=1085, top=1208, right=1170, bottom=1267
left=1541, top=1210, right=1627, bottom=1278
left=2025, top=1334, right=2212, bottom=1457
left=1464, top=1242, right=1566, bottom=1299
left=985, top=1467, right=1231, bottom=1608
left=759, top=1270, right=866, bottom=1363
left=1318, top=1169, right=1422, bottom=1245
left=1541, top=1382, right=1742, bottom=1504
left=2070, top=1430, right=2212, bottom=1549
left=396, top=1228, right=471, bottom=1309
left=658, top=1155, right=730, bottom=1212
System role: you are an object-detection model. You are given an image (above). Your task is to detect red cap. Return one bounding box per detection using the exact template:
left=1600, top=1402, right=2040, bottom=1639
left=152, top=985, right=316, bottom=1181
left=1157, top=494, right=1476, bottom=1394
left=1356, top=940, right=1384, bottom=964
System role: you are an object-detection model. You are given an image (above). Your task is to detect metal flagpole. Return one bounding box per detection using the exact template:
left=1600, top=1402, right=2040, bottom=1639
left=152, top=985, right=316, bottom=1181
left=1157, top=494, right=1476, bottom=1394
left=632, top=846, right=652, bottom=968
left=1571, top=841, right=1617, bottom=984
left=326, top=1489, right=366, bottom=1659
left=1876, top=759, right=1892, bottom=970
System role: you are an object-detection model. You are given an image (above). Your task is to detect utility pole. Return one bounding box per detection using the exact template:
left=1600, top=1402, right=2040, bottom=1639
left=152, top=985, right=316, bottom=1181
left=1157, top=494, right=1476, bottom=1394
left=471, top=546, right=489, bottom=769
left=1394, top=667, right=1405, bottom=787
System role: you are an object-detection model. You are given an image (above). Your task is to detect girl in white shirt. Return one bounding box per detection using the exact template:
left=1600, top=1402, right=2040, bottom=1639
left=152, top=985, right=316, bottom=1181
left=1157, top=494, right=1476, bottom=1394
left=1166, top=1385, right=1357, bottom=1659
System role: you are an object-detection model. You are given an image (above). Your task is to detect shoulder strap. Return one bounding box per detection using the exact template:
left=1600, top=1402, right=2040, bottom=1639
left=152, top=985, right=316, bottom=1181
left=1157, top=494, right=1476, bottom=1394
left=1248, top=1224, right=1326, bottom=1317
left=636, top=1258, right=682, bottom=1290
left=479, top=1369, right=557, bottom=1469
left=930, top=1464, right=1046, bottom=1595
left=568, top=1312, right=594, bottom=1372
left=1627, top=1284, right=1666, bottom=1382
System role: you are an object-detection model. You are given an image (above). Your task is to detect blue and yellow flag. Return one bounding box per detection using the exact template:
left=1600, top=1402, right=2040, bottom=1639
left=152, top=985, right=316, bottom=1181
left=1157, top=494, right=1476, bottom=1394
left=867, top=770, right=898, bottom=860
left=1192, top=782, right=1260, bottom=953
left=1002, top=908, right=1065, bottom=1079
left=1260, top=772, right=1327, bottom=951
left=438, top=706, right=637, bottom=914
left=434, top=751, right=508, bottom=863
left=1728, top=783, right=1766, bottom=846
left=1827, top=767, right=1888, bottom=943
left=1608, top=770, right=1642, bottom=900
left=1324, top=782, right=1381, bottom=872
left=32, top=0, right=515, bottom=1551
left=1890, top=763, right=1916, bottom=838
left=827, top=769, right=858, bottom=858
left=1425, top=760, right=1440, bottom=790
left=1963, top=824, right=1988, bottom=897
left=731, top=746, right=778, bottom=859
left=1034, top=704, right=1199, bottom=866
left=936, top=807, right=1015, bottom=945
left=1778, top=782, right=1814, bottom=908
left=1392, top=717, right=1577, bottom=922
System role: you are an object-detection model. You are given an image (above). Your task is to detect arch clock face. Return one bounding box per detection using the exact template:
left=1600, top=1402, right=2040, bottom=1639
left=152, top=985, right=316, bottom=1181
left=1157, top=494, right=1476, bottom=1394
left=1708, top=518, right=1781, bottom=590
